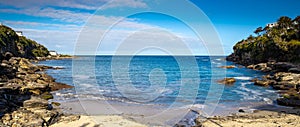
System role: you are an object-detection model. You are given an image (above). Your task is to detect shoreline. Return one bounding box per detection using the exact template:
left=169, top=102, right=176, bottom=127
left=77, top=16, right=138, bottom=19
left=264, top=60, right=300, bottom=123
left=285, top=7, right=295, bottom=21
left=0, top=57, right=78, bottom=126
left=43, top=57, right=293, bottom=126
left=225, top=60, right=300, bottom=107
left=202, top=58, right=300, bottom=126
left=49, top=97, right=285, bottom=126
left=50, top=98, right=300, bottom=127
left=8, top=56, right=297, bottom=126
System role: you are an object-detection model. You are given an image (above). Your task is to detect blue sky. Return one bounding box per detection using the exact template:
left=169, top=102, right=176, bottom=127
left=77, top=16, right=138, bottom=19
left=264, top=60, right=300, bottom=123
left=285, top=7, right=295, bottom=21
left=0, top=0, right=299, bottom=55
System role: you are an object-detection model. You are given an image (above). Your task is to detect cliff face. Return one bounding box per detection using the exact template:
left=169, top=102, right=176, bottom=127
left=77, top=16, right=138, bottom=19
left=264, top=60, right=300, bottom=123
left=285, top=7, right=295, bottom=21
left=227, top=16, right=300, bottom=65
left=0, top=25, right=49, bottom=60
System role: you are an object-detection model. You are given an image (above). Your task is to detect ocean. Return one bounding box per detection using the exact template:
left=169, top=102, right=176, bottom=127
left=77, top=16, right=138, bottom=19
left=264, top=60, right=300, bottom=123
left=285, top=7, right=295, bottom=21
left=37, top=56, right=278, bottom=121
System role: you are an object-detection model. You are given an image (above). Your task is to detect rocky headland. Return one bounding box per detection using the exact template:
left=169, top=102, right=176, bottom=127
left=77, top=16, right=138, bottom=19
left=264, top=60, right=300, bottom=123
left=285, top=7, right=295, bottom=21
left=196, top=16, right=300, bottom=127
left=0, top=25, right=78, bottom=126
left=226, top=16, right=300, bottom=107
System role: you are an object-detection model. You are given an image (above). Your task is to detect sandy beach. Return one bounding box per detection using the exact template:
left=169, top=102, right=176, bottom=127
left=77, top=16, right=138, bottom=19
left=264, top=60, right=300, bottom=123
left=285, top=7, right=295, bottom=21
left=51, top=99, right=202, bottom=126
left=47, top=99, right=300, bottom=127
left=50, top=115, right=147, bottom=127
left=199, top=105, right=300, bottom=127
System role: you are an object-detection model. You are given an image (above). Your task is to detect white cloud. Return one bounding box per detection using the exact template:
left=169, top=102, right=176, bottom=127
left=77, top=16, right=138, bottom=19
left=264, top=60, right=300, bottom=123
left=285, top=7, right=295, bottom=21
left=0, top=0, right=148, bottom=24
left=0, top=0, right=214, bottom=55
left=0, top=7, right=91, bottom=24
left=0, top=0, right=106, bottom=10
left=2, top=15, right=166, bottom=55
left=101, top=0, right=148, bottom=10
left=0, top=0, right=147, bottom=11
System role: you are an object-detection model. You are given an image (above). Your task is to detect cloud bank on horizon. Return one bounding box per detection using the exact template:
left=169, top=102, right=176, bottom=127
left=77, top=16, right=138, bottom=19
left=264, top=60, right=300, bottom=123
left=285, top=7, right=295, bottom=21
left=0, top=0, right=299, bottom=55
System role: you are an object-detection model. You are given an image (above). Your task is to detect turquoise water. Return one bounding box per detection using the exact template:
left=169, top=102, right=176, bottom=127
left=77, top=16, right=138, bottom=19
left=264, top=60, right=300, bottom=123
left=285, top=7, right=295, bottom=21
left=38, top=56, right=278, bottom=110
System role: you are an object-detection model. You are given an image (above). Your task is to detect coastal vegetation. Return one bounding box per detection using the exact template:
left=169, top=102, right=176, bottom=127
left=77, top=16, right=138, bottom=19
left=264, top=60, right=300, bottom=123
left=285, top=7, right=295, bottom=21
left=227, top=16, right=300, bottom=65
left=0, top=25, right=49, bottom=59
left=227, top=16, right=300, bottom=108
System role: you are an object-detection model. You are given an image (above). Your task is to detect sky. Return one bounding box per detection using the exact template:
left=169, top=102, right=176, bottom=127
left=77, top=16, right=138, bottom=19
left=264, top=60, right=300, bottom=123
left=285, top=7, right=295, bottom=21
left=0, top=0, right=299, bottom=55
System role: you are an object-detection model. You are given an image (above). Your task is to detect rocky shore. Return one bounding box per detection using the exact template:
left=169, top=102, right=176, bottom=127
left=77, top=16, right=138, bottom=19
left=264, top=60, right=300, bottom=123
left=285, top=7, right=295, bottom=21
left=245, top=62, right=300, bottom=107
left=0, top=56, right=79, bottom=127
left=225, top=15, right=300, bottom=108
left=201, top=60, right=300, bottom=127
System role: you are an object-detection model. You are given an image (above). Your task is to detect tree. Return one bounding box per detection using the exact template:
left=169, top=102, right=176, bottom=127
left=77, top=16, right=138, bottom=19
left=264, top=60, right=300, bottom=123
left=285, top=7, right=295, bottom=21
left=254, top=27, right=263, bottom=35
left=263, top=26, right=270, bottom=31
left=277, top=16, right=293, bottom=29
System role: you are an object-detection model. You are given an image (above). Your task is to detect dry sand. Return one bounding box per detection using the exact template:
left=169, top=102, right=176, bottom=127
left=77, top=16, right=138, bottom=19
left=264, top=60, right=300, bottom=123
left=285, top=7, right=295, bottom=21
left=199, top=106, right=300, bottom=127
left=50, top=115, right=147, bottom=127
left=50, top=100, right=300, bottom=127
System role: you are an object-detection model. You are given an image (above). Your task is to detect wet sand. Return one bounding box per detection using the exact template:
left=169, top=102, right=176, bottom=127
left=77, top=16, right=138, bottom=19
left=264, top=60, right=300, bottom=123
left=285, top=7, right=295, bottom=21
left=54, top=99, right=202, bottom=126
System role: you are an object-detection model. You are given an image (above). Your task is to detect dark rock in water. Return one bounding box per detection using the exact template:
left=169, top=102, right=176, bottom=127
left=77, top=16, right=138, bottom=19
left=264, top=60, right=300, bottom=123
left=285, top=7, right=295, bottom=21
left=238, top=109, right=245, bottom=113
left=254, top=80, right=276, bottom=87
left=219, top=65, right=236, bottom=69
left=217, top=78, right=236, bottom=85
left=277, top=98, right=300, bottom=107
left=49, top=82, right=73, bottom=91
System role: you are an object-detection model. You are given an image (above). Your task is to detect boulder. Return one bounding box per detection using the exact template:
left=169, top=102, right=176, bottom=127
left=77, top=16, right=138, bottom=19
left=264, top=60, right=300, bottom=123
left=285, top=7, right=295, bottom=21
left=51, top=102, right=61, bottom=106
left=253, top=63, right=267, bottom=70
left=277, top=97, right=300, bottom=107
left=36, top=79, right=48, bottom=85
left=23, top=97, right=49, bottom=110
left=254, top=80, right=276, bottom=87
left=26, top=82, right=49, bottom=90
left=274, top=62, right=296, bottom=72
left=40, top=73, right=55, bottom=82
left=49, top=82, right=73, bottom=91
left=25, top=74, right=41, bottom=82
left=217, top=78, right=236, bottom=85
left=274, top=72, right=300, bottom=85
left=247, top=64, right=254, bottom=69
left=272, top=82, right=297, bottom=90
left=219, top=65, right=236, bottom=69
left=2, top=114, right=12, bottom=121
left=40, top=92, right=54, bottom=100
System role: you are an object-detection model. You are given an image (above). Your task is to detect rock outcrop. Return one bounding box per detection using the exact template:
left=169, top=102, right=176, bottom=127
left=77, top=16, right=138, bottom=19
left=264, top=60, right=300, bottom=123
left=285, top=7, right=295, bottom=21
left=226, top=16, right=300, bottom=107
left=217, top=78, right=236, bottom=85
left=0, top=57, right=77, bottom=126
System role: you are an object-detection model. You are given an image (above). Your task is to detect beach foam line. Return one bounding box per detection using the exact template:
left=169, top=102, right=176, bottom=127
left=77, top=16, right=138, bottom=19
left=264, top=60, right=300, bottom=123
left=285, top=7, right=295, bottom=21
left=234, top=76, right=252, bottom=80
